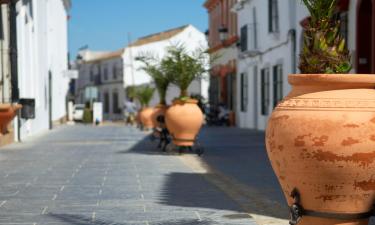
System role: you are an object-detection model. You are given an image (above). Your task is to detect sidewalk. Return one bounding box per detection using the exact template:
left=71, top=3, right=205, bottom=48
left=0, top=125, right=257, bottom=225
left=186, top=126, right=375, bottom=225
left=179, top=127, right=289, bottom=225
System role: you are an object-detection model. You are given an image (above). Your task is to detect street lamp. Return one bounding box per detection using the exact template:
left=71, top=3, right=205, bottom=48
left=218, top=26, right=228, bottom=43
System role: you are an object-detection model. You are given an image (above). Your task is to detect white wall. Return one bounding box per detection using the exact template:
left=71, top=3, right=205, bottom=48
left=47, top=0, right=70, bottom=122
left=123, top=25, right=209, bottom=105
left=15, top=0, right=69, bottom=139
left=236, top=0, right=299, bottom=130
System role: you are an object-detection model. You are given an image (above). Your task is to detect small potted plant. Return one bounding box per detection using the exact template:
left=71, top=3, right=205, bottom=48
left=136, top=55, right=170, bottom=127
left=265, top=1, right=375, bottom=225
left=136, top=85, right=155, bottom=130
left=162, top=45, right=208, bottom=146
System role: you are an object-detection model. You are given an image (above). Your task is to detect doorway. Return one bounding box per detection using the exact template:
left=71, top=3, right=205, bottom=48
left=357, top=0, right=374, bottom=73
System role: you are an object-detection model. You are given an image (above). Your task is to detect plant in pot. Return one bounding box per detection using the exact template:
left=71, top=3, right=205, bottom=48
left=162, top=45, right=207, bottom=146
left=136, top=85, right=155, bottom=130
left=265, top=1, right=375, bottom=225
left=136, top=55, right=170, bottom=127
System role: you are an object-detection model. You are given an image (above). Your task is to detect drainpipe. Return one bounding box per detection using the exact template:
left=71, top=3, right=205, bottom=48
left=9, top=1, right=20, bottom=141
left=290, top=29, right=297, bottom=74
left=9, top=1, right=18, bottom=102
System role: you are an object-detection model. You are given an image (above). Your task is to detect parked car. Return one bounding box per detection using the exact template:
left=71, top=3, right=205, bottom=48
left=73, top=104, right=85, bottom=121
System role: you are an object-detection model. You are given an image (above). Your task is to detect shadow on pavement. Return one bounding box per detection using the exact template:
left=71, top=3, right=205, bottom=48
left=117, top=126, right=289, bottom=220
left=158, top=172, right=241, bottom=212
left=48, top=213, right=214, bottom=225
left=48, top=213, right=115, bottom=225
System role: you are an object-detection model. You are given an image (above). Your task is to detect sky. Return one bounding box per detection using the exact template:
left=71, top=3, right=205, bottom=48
left=68, top=0, right=208, bottom=58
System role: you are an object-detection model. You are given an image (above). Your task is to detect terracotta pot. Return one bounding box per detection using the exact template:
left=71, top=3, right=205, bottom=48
left=152, top=104, right=167, bottom=128
left=165, top=99, right=203, bottom=146
left=139, top=107, right=155, bottom=129
left=266, top=74, right=375, bottom=225
left=0, top=104, right=22, bottom=134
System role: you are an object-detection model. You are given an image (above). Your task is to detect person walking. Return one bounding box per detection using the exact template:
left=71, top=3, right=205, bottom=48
left=123, top=98, right=137, bottom=126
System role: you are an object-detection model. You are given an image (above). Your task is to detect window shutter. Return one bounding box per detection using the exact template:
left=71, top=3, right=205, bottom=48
left=241, top=25, right=248, bottom=52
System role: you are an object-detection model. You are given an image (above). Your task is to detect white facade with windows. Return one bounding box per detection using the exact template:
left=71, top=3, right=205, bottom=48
left=74, top=49, right=125, bottom=121
left=122, top=25, right=209, bottom=106
left=235, top=0, right=359, bottom=131
left=14, top=0, right=71, bottom=140
left=235, top=0, right=299, bottom=130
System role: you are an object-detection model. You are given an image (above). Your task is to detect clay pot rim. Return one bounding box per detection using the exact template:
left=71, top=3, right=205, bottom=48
left=172, top=99, right=198, bottom=105
left=289, top=74, right=375, bottom=87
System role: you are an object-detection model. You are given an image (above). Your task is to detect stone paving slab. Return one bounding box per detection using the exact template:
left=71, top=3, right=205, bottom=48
left=0, top=125, right=256, bottom=225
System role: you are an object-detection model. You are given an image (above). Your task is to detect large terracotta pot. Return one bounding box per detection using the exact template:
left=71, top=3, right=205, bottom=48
left=139, top=107, right=154, bottom=129
left=165, top=99, right=203, bottom=146
left=266, top=74, right=375, bottom=225
left=152, top=104, right=167, bottom=128
left=0, top=104, right=22, bottom=134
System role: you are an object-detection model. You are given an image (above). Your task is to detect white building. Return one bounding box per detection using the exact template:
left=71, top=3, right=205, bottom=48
left=123, top=25, right=209, bottom=106
left=234, top=0, right=365, bottom=131
left=14, top=0, right=71, bottom=140
left=74, top=49, right=125, bottom=121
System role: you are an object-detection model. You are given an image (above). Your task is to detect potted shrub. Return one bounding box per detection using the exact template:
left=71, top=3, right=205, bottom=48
left=136, top=85, right=155, bottom=129
left=265, top=1, right=375, bottom=225
left=162, top=45, right=207, bottom=146
left=136, top=55, right=170, bottom=127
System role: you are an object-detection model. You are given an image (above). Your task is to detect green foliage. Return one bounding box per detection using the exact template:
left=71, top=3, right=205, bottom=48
left=299, top=0, right=352, bottom=74
left=136, top=55, right=170, bottom=105
left=126, top=86, right=138, bottom=99
left=161, top=45, right=208, bottom=98
left=82, top=108, right=93, bottom=124
left=136, top=86, right=155, bottom=107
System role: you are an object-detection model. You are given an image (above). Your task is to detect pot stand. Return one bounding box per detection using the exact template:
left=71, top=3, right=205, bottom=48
left=150, top=115, right=171, bottom=151
left=289, top=188, right=375, bottom=225
left=170, top=135, right=204, bottom=156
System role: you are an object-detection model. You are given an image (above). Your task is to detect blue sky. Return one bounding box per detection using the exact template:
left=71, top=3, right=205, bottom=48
left=69, top=0, right=208, bottom=58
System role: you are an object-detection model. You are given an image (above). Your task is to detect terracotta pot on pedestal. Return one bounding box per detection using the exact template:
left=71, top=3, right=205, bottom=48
left=139, top=107, right=155, bottom=129
left=266, top=74, right=375, bottom=225
left=165, top=99, right=203, bottom=146
left=0, top=104, right=22, bottom=134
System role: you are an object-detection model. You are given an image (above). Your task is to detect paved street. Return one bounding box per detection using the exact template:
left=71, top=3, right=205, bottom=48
left=0, top=124, right=255, bottom=225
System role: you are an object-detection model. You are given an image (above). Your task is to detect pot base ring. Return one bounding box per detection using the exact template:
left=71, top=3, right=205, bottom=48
left=289, top=188, right=375, bottom=225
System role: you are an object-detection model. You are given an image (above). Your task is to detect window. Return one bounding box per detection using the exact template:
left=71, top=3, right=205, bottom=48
left=226, top=74, right=235, bottom=110
left=104, top=92, right=109, bottom=113
left=268, top=0, right=279, bottom=33
left=252, top=7, right=258, bottom=49
left=273, top=65, right=283, bottom=107
left=240, top=73, right=248, bottom=112
left=113, top=65, right=117, bottom=80
left=240, top=25, right=248, bottom=52
left=112, top=92, right=120, bottom=114
left=261, top=68, right=270, bottom=115
left=103, top=66, right=108, bottom=80
left=90, top=69, right=94, bottom=82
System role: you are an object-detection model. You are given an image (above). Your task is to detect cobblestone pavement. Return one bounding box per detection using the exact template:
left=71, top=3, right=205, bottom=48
left=0, top=125, right=256, bottom=225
